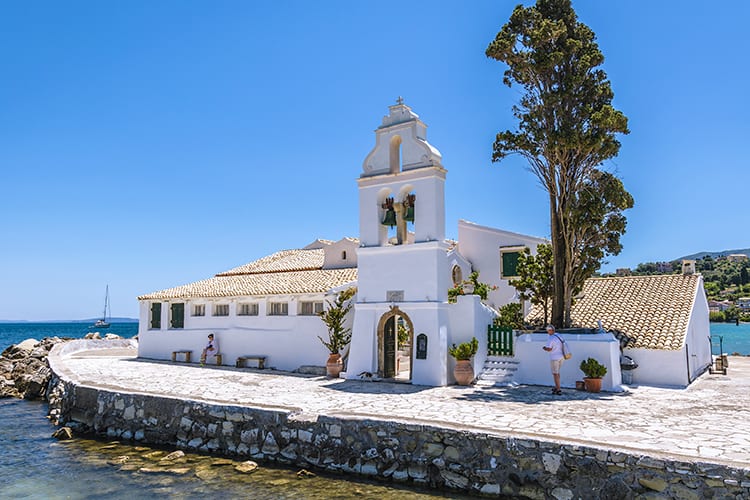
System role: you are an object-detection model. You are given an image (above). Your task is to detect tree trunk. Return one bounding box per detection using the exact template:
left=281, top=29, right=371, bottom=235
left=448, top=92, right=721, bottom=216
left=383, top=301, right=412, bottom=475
left=550, top=192, right=566, bottom=329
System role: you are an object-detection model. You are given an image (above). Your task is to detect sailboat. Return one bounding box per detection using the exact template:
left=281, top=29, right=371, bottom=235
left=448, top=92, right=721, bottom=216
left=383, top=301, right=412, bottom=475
left=90, top=285, right=111, bottom=329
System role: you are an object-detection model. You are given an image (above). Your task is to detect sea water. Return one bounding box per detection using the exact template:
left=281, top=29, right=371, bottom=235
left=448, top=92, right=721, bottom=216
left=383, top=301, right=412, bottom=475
left=1, top=322, right=748, bottom=498
left=0, top=323, right=464, bottom=499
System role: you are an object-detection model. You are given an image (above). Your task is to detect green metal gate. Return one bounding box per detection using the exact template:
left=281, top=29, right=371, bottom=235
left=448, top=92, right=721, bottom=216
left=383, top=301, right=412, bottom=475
left=487, top=325, right=514, bottom=356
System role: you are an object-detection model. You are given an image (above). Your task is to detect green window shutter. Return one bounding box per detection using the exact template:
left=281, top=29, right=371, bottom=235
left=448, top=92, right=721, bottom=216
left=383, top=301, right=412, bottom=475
left=171, top=303, right=184, bottom=329
left=502, top=251, right=520, bottom=278
left=150, top=302, right=162, bottom=329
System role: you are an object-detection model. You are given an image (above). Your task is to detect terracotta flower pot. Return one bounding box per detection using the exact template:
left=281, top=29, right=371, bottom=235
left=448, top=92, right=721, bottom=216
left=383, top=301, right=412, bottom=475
left=454, top=359, right=475, bottom=386
left=583, top=377, right=602, bottom=393
left=326, top=353, right=343, bottom=378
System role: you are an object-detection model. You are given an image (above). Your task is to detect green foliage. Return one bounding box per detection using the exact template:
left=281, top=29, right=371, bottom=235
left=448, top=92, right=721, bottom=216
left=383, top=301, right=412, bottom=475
left=509, top=244, right=554, bottom=325
left=579, top=357, right=607, bottom=378
left=486, top=0, right=630, bottom=328
left=317, top=287, right=356, bottom=354
left=448, top=337, right=479, bottom=360
left=397, top=321, right=410, bottom=348
left=569, top=170, right=634, bottom=288
left=495, top=302, right=524, bottom=329
left=709, top=311, right=726, bottom=322
left=448, top=271, right=497, bottom=303
left=626, top=255, right=750, bottom=303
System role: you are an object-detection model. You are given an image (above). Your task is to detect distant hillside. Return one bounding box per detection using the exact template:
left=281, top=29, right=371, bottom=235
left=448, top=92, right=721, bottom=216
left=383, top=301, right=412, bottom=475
left=676, top=248, right=750, bottom=261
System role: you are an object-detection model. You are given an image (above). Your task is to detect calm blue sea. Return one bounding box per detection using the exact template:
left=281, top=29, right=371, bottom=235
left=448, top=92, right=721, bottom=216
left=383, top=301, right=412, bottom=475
left=0, top=322, right=462, bottom=499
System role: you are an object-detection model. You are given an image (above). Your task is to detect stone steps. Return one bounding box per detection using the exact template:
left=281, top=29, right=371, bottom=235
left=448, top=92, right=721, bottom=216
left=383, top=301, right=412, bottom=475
left=476, top=356, right=519, bottom=387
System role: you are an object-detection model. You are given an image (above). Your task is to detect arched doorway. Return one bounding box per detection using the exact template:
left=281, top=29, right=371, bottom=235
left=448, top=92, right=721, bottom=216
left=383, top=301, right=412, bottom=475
left=377, top=306, right=413, bottom=381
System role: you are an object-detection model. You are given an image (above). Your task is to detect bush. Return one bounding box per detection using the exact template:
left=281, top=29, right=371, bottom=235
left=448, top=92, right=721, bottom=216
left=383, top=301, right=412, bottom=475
left=448, top=337, right=479, bottom=360
left=579, top=357, right=607, bottom=378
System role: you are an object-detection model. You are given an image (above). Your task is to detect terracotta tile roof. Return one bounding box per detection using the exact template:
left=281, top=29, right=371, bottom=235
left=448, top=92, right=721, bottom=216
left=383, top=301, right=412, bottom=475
left=527, top=274, right=702, bottom=350
left=138, top=248, right=356, bottom=300
left=216, top=249, right=324, bottom=276
left=137, top=268, right=357, bottom=300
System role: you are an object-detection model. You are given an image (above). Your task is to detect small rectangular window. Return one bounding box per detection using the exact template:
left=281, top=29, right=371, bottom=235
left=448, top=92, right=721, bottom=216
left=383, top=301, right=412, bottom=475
left=213, top=304, right=229, bottom=316
left=300, top=301, right=324, bottom=316
left=268, top=302, right=288, bottom=316
left=192, top=304, right=205, bottom=317
left=238, top=303, right=259, bottom=316
left=500, top=247, right=526, bottom=279
left=170, top=303, right=184, bottom=329
left=150, top=302, right=162, bottom=329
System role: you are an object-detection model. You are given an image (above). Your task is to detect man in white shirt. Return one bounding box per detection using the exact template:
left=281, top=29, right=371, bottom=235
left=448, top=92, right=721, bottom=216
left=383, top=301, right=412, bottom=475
left=542, top=325, right=564, bottom=395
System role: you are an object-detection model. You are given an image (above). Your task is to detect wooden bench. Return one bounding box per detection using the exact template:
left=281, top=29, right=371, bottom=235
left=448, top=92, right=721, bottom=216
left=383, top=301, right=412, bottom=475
left=236, top=355, right=267, bottom=369
left=172, top=350, right=192, bottom=363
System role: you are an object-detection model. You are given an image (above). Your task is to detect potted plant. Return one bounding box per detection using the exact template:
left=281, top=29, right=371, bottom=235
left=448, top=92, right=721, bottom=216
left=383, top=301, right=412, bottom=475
left=318, top=287, right=356, bottom=377
left=579, top=357, right=607, bottom=393
left=448, top=271, right=498, bottom=303
left=448, top=337, right=479, bottom=385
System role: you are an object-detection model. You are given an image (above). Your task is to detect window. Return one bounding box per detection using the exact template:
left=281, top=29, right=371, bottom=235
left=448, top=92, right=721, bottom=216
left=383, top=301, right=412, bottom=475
left=268, top=302, right=288, bottom=316
left=170, top=303, right=184, bottom=329
left=500, top=248, right=525, bottom=278
left=150, top=302, right=161, bottom=329
left=341, top=251, right=347, bottom=260
left=213, top=304, right=229, bottom=317
left=238, top=303, right=259, bottom=316
left=192, top=304, right=205, bottom=317
left=300, top=301, right=324, bottom=316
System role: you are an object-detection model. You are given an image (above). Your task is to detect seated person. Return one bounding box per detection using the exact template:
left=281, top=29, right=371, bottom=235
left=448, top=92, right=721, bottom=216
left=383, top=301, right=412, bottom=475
left=200, top=333, right=220, bottom=365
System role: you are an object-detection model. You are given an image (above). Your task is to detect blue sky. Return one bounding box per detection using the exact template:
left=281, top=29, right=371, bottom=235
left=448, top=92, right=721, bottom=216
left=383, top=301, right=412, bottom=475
left=1, top=1, right=748, bottom=320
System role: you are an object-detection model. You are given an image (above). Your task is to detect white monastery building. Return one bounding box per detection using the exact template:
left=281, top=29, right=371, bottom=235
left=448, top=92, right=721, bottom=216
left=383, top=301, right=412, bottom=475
left=137, top=101, right=712, bottom=389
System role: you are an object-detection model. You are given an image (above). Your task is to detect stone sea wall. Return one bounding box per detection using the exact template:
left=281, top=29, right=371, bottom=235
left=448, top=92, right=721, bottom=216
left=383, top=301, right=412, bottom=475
left=46, top=376, right=750, bottom=498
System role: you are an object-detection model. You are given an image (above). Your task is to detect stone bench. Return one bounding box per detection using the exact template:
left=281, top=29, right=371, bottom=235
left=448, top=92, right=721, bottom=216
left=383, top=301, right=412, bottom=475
left=172, top=350, right=192, bottom=363
left=236, top=355, right=267, bottom=369
left=202, top=354, right=223, bottom=366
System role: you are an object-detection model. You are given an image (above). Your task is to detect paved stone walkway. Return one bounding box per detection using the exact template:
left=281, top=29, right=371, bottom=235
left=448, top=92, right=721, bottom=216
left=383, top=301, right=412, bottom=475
left=52, top=347, right=750, bottom=469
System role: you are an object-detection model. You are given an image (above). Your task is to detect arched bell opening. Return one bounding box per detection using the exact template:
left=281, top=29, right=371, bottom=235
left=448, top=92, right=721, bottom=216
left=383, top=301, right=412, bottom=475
left=389, top=135, right=402, bottom=174
left=377, top=306, right=414, bottom=381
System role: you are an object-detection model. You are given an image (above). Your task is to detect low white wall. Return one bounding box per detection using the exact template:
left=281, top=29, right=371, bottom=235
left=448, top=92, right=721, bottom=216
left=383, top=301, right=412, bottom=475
left=514, top=332, right=622, bottom=391
left=446, top=295, right=497, bottom=383
left=623, top=348, right=688, bottom=388
left=137, top=317, right=332, bottom=372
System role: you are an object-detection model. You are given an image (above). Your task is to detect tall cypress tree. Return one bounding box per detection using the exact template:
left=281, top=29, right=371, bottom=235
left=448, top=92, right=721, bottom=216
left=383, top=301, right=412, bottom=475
left=486, top=0, right=631, bottom=327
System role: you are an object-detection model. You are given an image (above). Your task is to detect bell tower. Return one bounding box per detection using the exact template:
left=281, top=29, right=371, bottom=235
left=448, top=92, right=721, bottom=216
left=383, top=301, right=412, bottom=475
left=358, top=98, right=446, bottom=247
left=348, top=100, right=451, bottom=386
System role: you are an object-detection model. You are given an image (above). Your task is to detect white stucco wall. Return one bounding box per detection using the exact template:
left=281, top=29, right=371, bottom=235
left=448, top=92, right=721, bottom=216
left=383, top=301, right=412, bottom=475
left=621, top=348, right=688, bottom=388
left=687, top=278, right=712, bottom=381
left=137, top=296, right=339, bottom=371
left=446, top=294, right=498, bottom=384
left=514, top=332, right=622, bottom=391
left=456, top=220, right=547, bottom=310
left=358, top=167, right=446, bottom=247
left=346, top=301, right=450, bottom=386
left=355, top=242, right=452, bottom=304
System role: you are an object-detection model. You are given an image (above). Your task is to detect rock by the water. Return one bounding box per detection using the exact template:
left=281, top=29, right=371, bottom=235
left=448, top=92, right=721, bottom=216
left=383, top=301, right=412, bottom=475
left=107, top=455, right=131, bottom=465
left=160, top=450, right=186, bottom=462
left=235, top=461, right=259, bottom=474
left=1, top=336, right=73, bottom=400
left=296, top=468, right=316, bottom=478
left=52, top=426, right=74, bottom=440
left=84, top=332, right=101, bottom=340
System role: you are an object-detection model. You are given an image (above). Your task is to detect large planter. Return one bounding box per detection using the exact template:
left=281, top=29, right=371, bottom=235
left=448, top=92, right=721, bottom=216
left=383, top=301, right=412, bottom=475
left=454, top=359, right=475, bottom=386
left=583, top=377, right=602, bottom=393
left=326, top=353, right=343, bottom=378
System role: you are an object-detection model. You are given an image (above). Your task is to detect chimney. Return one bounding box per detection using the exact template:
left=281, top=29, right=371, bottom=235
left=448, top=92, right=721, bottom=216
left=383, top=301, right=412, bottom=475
left=682, top=259, right=696, bottom=275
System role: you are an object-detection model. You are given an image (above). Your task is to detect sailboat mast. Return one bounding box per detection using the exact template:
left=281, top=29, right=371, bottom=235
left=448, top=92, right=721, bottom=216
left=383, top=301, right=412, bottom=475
left=103, top=285, right=109, bottom=321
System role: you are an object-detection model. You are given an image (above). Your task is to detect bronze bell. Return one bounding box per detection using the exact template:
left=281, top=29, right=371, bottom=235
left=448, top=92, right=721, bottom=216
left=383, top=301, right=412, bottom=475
left=404, top=206, right=415, bottom=222
left=382, top=209, right=397, bottom=227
